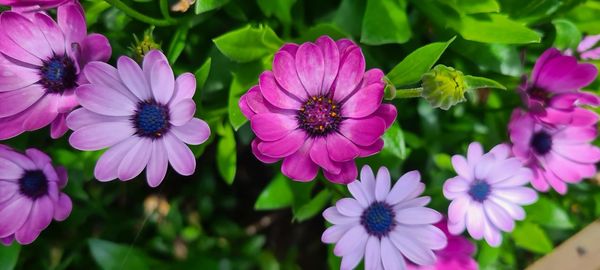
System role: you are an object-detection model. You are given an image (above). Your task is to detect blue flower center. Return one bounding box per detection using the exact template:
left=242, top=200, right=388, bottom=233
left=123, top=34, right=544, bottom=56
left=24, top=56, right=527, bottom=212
left=468, top=181, right=491, bottom=202
left=39, top=55, right=77, bottom=94
left=361, top=202, right=395, bottom=237
left=19, top=170, right=48, bottom=199
left=133, top=101, right=170, bottom=138
left=531, top=131, right=552, bottom=155
left=297, top=96, right=342, bottom=137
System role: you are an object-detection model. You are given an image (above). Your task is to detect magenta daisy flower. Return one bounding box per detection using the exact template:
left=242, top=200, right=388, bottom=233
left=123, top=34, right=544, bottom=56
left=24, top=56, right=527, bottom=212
left=67, top=50, right=210, bottom=187
left=407, top=219, right=477, bottom=270
left=444, top=142, right=538, bottom=247
left=0, top=145, right=72, bottom=245
left=509, top=109, right=600, bottom=194
left=0, top=3, right=111, bottom=139
left=239, top=36, right=397, bottom=184
left=519, top=48, right=599, bottom=125
left=322, top=165, right=447, bottom=270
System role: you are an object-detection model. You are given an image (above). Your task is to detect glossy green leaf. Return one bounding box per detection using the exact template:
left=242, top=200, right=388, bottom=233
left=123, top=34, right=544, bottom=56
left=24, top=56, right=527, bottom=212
left=451, top=40, right=523, bottom=77
left=195, top=0, right=230, bottom=14
left=477, top=241, right=500, bottom=269
left=293, top=189, right=331, bottom=222
left=194, top=57, right=212, bottom=91
left=213, top=25, right=283, bottom=63
left=167, top=26, right=189, bottom=64
left=88, top=239, right=149, bottom=270
left=0, top=243, right=20, bottom=270
left=452, top=0, right=500, bottom=14
left=332, top=0, right=364, bottom=37
left=512, top=222, right=553, bottom=254
left=552, top=19, right=582, bottom=50
left=524, top=196, right=574, bottom=229
left=255, top=174, right=294, bottom=210
left=381, top=121, right=407, bottom=160
left=216, top=123, right=237, bottom=184
left=257, top=0, right=296, bottom=24
left=500, top=0, right=562, bottom=23
left=464, top=75, right=506, bottom=90
left=565, top=2, right=600, bottom=34
left=361, top=0, right=411, bottom=45
left=387, top=37, right=455, bottom=87
left=455, top=14, right=541, bottom=44
left=297, top=24, right=348, bottom=42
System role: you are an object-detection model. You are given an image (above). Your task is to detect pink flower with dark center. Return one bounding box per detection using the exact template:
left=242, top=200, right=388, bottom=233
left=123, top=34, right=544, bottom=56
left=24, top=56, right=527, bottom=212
left=519, top=48, right=599, bottom=125
left=509, top=109, right=600, bottom=194
left=67, top=50, right=210, bottom=187
left=322, top=165, right=447, bottom=270
left=0, top=3, right=111, bottom=139
left=0, top=145, right=72, bottom=245
left=444, top=142, right=538, bottom=247
left=407, top=219, right=478, bottom=270
left=239, top=36, right=397, bottom=184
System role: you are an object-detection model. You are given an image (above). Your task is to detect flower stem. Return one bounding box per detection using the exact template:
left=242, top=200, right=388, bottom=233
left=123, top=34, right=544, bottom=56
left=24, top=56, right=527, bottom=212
left=395, top=87, right=423, bottom=99
left=104, top=0, right=177, bottom=26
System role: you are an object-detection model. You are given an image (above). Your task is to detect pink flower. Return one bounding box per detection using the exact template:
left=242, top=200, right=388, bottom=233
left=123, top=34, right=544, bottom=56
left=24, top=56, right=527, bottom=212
left=519, top=48, right=599, bottom=125
left=322, top=165, right=447, bottom=270
left=0, top=0, right=70, bottom=8
left=444, top=142, right=538, bottom=247
left=0, top=3, right=111, bottom=139
left=239, top=36, right=397, bottom=184
left=572, top=35, right=600, bottom=60
left=407, top=220, right=478, bottom=270
left=509, top=109, right=600, bottom=194
left=0, top=145, right=72, bottom=245
left=67, top=50, right=211, bottom=187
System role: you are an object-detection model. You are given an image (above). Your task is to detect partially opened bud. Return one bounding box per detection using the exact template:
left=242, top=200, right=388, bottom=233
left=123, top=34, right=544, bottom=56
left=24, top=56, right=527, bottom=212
left=130, top=27, right=161, bottom=62
left=421, top=65, right=466, bottom=110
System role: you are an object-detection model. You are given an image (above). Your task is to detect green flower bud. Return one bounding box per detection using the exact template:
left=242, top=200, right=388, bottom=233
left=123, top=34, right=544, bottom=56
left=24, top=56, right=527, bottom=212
left=130, top=27, right=161, bottom=62
left=421, top=64, right=466, bottom=110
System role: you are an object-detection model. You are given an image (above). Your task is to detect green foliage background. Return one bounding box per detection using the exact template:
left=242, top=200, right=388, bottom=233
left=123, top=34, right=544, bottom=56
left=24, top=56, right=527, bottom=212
left=1, top=0, right=600, bottom=269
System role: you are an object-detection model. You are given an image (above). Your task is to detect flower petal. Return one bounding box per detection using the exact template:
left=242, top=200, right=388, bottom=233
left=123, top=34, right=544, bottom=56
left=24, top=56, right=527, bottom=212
left=395, top=207, right=442, bottom=225
left=0, top=84, right=45, bottom=118
left=381, top=237, right=407, bottom=270
left=295, top=42, right=325, bottom=96
left=316, top=36, right=340, bottom=92
left=390, top=229, right=436, bottom=266
left=326, top=132, right=359, bottom=162
left=342, top=83, right=384, bottom=118
left=250, top=113, right=296, bottom=142
left=323, top=207, right=360, bottom=225
left=69, top=121, right=134, bottom=151
left=334, top=225, right=368, bottom=257
left=336, top=198, right=363, bottom=217
left=375, top=167, right=391, bottom=201
left=310, top=137, right=341, bottom=175
left=76, top=84, right=136, bottom=116
left=117, top=138, right=152, bottom=181
left=339, top=116, right=386, bottom=146
left=146, top=141, right=168, bottom=187
left=117, top=56, right=152, bottom=101
left=386, top=170, right=420, bottom=205
left=258, top=129, right=305, bottom=158
left=272, top=51, right=308, bottom=100
left=94, top=137, right=139, bottom=181
left=57, top=3, right=86, bottom=45
left=259, top=71, right=302, bottom=110
left=150, top=60, right=175, bottom=104
left=333, top=47, right=365, bottom=101
left=163, top=133, right=196, bottom=176
left=169, top=99, right=196, bottom=126
left=171, top=118, right=210, bottom=145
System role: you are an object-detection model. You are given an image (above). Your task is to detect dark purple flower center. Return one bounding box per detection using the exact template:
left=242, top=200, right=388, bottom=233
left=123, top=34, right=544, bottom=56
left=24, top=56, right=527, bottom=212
left=528, top=87, right=549, bottom=101
left=297, top=95, right=342, bottom=136
left=39, top=54, right=77, bottom=94
left=19, top=170, right=48, bottom=199
left=133, top=101, right=170, bottom=138
left=468, top=181, right=491, bottom=202
left=531, top=131, right=553, bottom=155
left=361, top=201, right=395, bottom=237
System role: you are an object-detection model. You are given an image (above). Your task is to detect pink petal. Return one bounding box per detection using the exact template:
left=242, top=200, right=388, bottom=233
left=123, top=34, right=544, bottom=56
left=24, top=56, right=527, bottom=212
left=451, top=155, right=472, bottom=180
left=333, top=47, right=365, bottom=101
left=76, top=84, right=136, bottom=116
left=250, top=113, right=296, bottom=141
left=259, top=71, right=302, bottom=110
left=171, top=118, right=210, bottom=145
left=24, top=148, right=51, bottom=168
left=53, top=193, right=72, bottom=221
left=326, top=133, right=359, bottom=162
left=150, top=60, right=175, bottom=104
left=69, top=121, right=134, bottom=151
left=341, top=243, right=366, bottom=270
left=21, top=95, right=59, bottom=131
left=310, top=137, right=341, bottom=174
left=492, top=187, right=537, bottom=205
left=531, top=48, right=561, bottom=83
left=339, top=116, right=386, bottom=146
left=484, top=200, right=515, bottom=233
left=82, top=62, right=138, bottom=102
left=168, top=99, right=196, bottom=126
left=322, top=224, right=352, bottom=244
left=163, top=133, right=196, bottom=176
left=357, top=139, right=384, bottom=157
left=238, top=92, right=254, bottom=119
left=94, top=137, right=139, bottom=181
left=324, top=161, right=358, bottom=184
left=482, top=217, right=502, bottom=247
left=323, top=207, right=359, bottom=225
left=258, top=129, right=305, bottom=158
left=489, top=196, right=525, bottom=220
left=295, top=42, right=325, bottom=96
left=1, top=11, right=53, bottom=60
left=375, top=167, right=391, bottom=201
left=251, top=139, right=279, bottom=164
left=365, top=236, right=382, bottom=270
left=146, top=141, right=168, bottom=187
left=272, top=51, right=308, bottom=100
left=342, top=83, right=384, bottom=118
left=467, top=142, right=483, bottom=167
left=50, top=113, right=69, bottom=139
left=390, top=229, right=436, bottom=266
left=170, top=72, right=196, bottom=105
left=142, top=50, right=168, bottom=80
left=0, top=83, right=45, bottom=118
left=465, top=204, right=485, bottom=239
left=334, top=225, right=368, bottom=256
left=474, top=154, right=496, bottom=180
left=316, top=36, right=340, bottom=92
left=117, top=56, right=152, bottom=101
left=118, top=138, right=152, bottom=180
left=281, top=140, right=318, bottom=181
left=443, top=176, right=469, bottom=200
left=66, top=108, right=128, bottom=130
left=33, top=13, right=65, bottom=56
left=553, top=144, right=600, bottom=164
left=395, top=207, right=442, bottom=225
left=336, top=198, right=363, bottom=217
left=0, top=56, right=39, bottom=92
left=380, top=237, right=407, bottom=270
left=57, top=2, right=86, bottom=45
left=373, top=104, right=397, bottom=129
left=386, top=170, right=421, bottom=205
left=0, top=196, right=32, bottom=238
left=79, top=34, right=111, bottom=64
left=0, top=157, right=23, bottom=180
left=0, top=25, right=42, bottom=65
left=348, top=180, right=370, bottom=207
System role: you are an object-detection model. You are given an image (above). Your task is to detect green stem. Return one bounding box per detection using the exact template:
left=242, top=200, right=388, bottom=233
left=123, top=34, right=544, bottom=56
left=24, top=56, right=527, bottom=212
left=104, top=0, right=177, bottom=26
left=159, top=0, right=173, bottom=20
left=395, top=87, right=423, bottom=99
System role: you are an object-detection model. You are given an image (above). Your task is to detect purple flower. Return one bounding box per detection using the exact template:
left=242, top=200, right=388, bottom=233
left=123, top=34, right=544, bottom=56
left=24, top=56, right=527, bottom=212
left=570, top=35, right=600, bottom=60
left=239, top=36, right=397, bottom=184
left=519, top=48, right=599, bottom=125
left=67, top=50, right=210, bottom=187
left=322, top=165, right=447, bottom=270
left=0, top=3, right=111, bottom=139
left=444, top=142, right=538, bottom=247
left=509, top=109, right=600, bottom=194
left=0, top=145, right=72, bottom=245
left=407, top=219, right=478, bottom=270
left=0, top=0, right=71, bottom=9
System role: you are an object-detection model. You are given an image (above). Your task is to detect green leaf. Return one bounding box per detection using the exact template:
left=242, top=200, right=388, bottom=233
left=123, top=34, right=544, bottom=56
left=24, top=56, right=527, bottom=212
left=381, top=121, right=407, bottom=160
left=216, top=123, right=237, bottom=184
left=565, top=2, right=600, bottom=34
left=454, top=14, right=541, bottom=44
left=293, top=189, right=331, bottom=222
left=333, top=0, right=364, bottom=37
left=0, top=243, right=20, bottom=270
left=213, top=25, right=283, bottom=63
left=195, top=0, right=230, bottom=14
left=452, top=0, right=499, bottom=14
left=255, top=174, right=294, bottom=210
left=361, top=0, right=411, bottom=45
left=511, top=222, right=553, bottom=254
left=524, top=196, right=574, bottom=229
left=297, top=24, right=349, bottom=42
left=477, top=241, right=500, bottom=269
left=228, top=60, right=270, bottom=130
left=194, top=57, right=212, bottom=91
left=387, top=37, right=455, bottom=87
left=501, top=0, right=562, bottom=23
left=257, top=0, right=296, bottom=24
left=451, top=39, right=523, bottom=77
left=433, top=153, right=453, bottom=170
left=88, top=239, right=149, bottom=270
left=167, top=26, right=189, bottom=64
left=552, top=19, right=582, bottom=50
left=463, top=75, right=506, bottom=90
